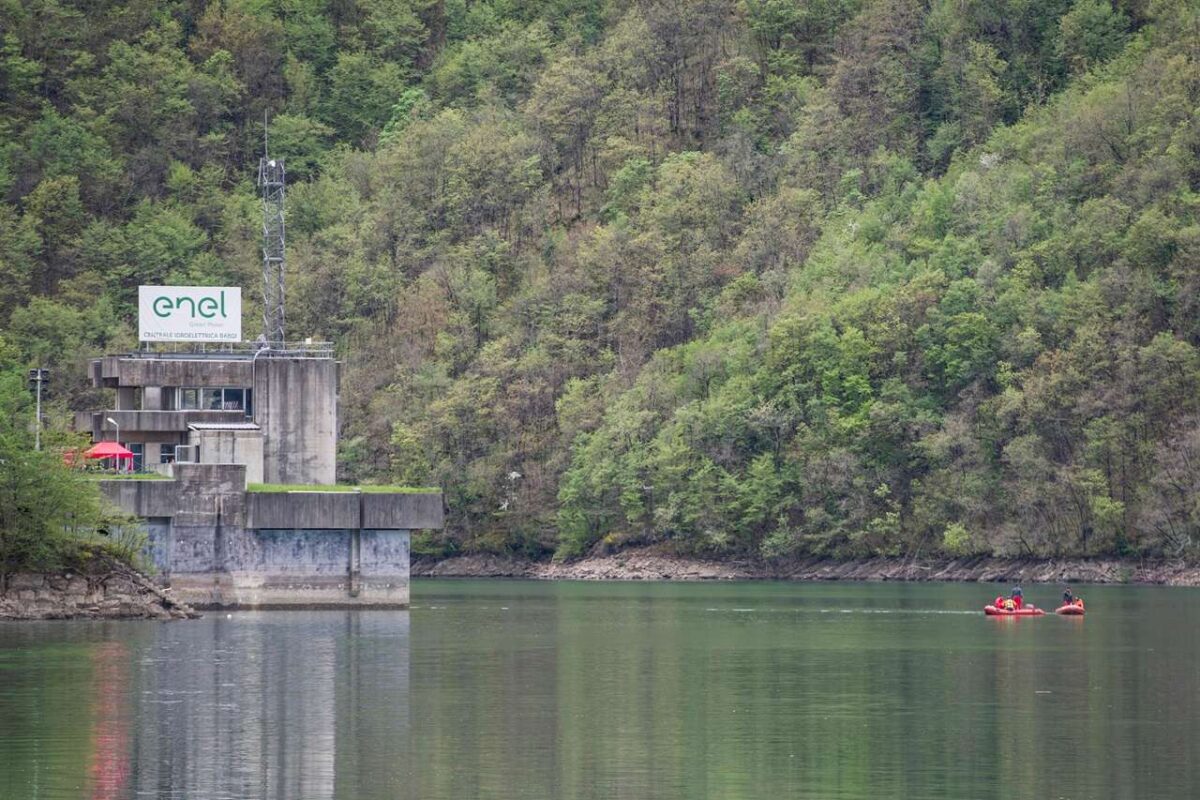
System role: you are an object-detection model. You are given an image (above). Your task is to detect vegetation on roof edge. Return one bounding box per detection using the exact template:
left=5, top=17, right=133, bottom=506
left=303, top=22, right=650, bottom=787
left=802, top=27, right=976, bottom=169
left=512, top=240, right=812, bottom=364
left=246, top=483, right=439, bottom=494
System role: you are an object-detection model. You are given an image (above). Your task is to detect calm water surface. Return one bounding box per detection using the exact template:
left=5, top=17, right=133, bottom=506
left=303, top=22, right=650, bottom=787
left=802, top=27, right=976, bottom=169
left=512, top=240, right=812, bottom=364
left=1, top=581, right=1198, bottom=799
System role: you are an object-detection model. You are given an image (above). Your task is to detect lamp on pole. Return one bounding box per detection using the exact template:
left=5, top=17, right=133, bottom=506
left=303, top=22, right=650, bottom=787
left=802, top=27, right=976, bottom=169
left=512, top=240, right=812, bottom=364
left=106, top=417, right=122, bottom=472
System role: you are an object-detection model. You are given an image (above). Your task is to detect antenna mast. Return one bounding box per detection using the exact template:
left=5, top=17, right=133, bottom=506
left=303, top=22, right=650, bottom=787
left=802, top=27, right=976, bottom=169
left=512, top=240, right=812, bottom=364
left=258, top=115, right=286, bottom=344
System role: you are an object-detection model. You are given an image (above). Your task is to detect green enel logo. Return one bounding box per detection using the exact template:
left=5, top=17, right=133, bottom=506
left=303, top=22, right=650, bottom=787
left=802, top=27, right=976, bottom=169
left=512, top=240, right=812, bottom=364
left=152, top=290, right=229, bottom=319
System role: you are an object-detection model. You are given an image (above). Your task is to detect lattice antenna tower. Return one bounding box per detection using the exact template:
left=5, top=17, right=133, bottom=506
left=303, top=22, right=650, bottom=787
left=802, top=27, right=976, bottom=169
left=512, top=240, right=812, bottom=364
left=258, top=117, right=286, bottom=344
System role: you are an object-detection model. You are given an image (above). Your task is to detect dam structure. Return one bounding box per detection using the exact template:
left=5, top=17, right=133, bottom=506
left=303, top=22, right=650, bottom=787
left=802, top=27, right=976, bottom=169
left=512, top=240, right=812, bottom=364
left=79, top=343, right=442, bottom=609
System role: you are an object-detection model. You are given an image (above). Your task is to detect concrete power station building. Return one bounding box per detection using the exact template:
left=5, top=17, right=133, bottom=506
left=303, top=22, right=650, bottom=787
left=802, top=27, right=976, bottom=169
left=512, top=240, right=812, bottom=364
left=81, top=155, right=441, bottom=609
left=78, top=346, right=339, bottom=484
left=80, top=302, right=441, bottom=609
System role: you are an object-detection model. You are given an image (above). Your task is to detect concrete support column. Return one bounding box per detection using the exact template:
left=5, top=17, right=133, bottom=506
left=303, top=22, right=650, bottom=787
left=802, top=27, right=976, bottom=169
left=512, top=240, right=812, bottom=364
left=349, top=529, right=361, bottom=598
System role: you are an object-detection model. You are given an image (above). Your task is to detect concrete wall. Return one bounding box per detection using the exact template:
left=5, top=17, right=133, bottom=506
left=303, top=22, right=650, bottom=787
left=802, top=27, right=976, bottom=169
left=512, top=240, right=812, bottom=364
left=219, top=529, right=410, bottom=608
left=363, top=493, right=444, bottom=530
left=243, top=492, right=443, bottom=530
left=245, top=492, right=360, bottom=529
left=143, top=386, right=164, bottom=410
left=255, top=359, right=338, bottom=485
left=359, top=530, right=411, bottom=606
left=163, top=528, right=412, bottom=609
left=143, top=517, right=172, bottom=572
left=116, top=387, right=137, bottom=410
left=76, top=409, right=246, bottom=438
left=192, top=429, right=264, bottom=484
left=96, top=473, right=439, bottom=609
left=96, top=356, right=253, bottom=388
left=100, top=478, right=180, bottom=518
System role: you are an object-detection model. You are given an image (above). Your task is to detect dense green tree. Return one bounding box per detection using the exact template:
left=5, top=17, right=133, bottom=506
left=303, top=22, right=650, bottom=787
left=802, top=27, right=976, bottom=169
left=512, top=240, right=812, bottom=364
left=0, top=362, right=127, bottom=575
left=3, top=0, right=1198, bottom=562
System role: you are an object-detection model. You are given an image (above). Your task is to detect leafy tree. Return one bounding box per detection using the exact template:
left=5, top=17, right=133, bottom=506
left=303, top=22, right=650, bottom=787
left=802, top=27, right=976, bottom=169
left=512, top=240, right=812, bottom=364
left=1058, top=0, right=1131, bottom=74
left=0, top=364, right=126, bottom=575
left=267, top=113, right=333, bottom=180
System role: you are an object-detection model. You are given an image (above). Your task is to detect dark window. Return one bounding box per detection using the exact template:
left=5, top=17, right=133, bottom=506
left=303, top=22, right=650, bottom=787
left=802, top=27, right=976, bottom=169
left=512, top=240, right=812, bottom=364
left=222, top=388, right=244, bottom=410
left=179, top=387, right=253, bottom=418
left=128, top=443, right=144, bottom=472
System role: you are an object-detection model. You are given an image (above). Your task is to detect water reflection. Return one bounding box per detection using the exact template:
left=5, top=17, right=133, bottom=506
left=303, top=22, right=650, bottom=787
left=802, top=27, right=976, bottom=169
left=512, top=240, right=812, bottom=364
left=0, top=613, right=410, bottom=800
left=88, top=642, right=131, bottom=800
left=2, top=584, right=1200, bottom=799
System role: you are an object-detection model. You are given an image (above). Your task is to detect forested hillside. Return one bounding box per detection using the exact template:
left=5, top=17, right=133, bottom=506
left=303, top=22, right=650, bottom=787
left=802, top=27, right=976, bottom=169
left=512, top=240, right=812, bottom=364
left=3, top=0, right=1198, bottom=561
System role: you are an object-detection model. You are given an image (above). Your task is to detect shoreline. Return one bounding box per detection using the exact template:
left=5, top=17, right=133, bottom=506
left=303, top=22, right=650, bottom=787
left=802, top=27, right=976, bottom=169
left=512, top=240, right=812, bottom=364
left=413, top=548, right=1200, bottom=586
left=0, top=557, right=198, bottom=621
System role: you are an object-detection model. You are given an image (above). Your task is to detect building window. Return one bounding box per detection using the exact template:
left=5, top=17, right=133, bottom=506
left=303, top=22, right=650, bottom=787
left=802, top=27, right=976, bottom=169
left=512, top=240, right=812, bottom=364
left=177, top=387, right=253, bottom=417
left=128, top=443, right=144, bottom=472
left=160, top=446, right=175, bottom=465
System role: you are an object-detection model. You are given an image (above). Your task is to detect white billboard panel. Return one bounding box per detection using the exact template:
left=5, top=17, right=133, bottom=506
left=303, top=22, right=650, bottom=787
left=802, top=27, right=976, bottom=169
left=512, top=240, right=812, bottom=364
left=138, top=286, right=242, bottom=342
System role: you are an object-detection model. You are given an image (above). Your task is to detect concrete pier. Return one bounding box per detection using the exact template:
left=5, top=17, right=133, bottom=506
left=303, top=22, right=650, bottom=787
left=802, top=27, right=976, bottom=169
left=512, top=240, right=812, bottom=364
left=100, top=465, right=442, bottom=609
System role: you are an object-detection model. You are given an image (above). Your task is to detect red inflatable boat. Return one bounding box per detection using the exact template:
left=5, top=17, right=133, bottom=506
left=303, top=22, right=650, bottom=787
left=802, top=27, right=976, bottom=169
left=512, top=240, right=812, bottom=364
left=984, top=605, right=1045, bottom=616
left=1055, top=602, right=1085, bottom=616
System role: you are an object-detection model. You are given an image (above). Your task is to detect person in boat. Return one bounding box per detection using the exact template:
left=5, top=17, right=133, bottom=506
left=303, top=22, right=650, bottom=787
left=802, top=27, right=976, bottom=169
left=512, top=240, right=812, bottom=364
left=1063, top=587, right=1075, bottom=605
left=1011, top=585, right=1023, bottom=610
left=1002, top=597, right=1016, bottom=611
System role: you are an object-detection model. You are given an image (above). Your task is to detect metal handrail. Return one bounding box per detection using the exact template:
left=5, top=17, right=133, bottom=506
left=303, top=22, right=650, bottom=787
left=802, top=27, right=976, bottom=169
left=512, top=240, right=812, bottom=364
left=130, top=341, right=335, bottom=359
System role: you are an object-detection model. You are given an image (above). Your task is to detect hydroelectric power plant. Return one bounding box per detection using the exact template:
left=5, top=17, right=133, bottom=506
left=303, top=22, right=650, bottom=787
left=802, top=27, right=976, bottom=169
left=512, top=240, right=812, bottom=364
left=75, top=153, right=442, bottom=609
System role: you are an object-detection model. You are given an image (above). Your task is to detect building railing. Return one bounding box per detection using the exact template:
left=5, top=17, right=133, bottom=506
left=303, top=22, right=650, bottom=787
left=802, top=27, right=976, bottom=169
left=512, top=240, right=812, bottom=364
left=129, top=340, right=335, bottom=359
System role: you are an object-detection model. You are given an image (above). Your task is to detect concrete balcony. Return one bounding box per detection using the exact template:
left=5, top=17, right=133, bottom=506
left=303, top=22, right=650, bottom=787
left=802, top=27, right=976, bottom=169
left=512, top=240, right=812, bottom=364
left=94, top=355, right=254, bottom=388
left=76, top=409, right=249, bottom=437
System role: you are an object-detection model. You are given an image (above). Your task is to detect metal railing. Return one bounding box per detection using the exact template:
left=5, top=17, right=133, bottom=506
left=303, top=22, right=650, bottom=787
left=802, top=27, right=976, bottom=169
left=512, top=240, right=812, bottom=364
left=130, top=340, right=335, bottom=359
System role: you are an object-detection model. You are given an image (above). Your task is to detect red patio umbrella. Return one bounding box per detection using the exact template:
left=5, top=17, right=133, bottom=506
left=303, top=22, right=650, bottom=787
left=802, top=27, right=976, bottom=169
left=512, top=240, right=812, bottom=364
left=84, top=441, right=135, bottom=461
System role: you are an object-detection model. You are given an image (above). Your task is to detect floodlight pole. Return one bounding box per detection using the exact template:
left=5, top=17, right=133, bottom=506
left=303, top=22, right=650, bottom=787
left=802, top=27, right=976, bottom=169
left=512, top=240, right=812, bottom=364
left=28, top=368, right=47, bottom=451
left=259, top=115, right=287, bottom=346
left=34, top=373, right=42, bottom=451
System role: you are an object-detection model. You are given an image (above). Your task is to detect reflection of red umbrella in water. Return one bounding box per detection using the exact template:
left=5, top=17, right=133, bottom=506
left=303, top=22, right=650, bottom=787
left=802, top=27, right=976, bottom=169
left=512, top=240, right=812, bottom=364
left=84, top=441, right=134, bottom=471
left=88, top=641, right=131, bottom=800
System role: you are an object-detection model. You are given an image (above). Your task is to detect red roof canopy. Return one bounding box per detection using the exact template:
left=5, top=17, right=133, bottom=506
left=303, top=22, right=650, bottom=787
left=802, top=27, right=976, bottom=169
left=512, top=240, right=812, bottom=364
left=84, top=441, right=134, bottom=460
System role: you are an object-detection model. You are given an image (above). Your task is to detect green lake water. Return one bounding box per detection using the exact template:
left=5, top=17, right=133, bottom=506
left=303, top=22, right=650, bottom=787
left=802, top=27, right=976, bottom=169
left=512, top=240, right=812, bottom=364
left=1, top=580, right=1198, bottom=799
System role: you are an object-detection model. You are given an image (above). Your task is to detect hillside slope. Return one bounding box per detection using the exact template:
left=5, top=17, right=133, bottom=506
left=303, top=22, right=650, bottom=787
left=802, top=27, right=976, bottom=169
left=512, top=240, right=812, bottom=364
left=2, top=0, right=1197, bottom=560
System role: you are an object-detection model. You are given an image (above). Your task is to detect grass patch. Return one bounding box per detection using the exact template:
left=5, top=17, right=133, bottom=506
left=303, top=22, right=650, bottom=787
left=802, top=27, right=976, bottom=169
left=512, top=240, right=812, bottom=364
left=246, top=483, right=438, bottom=494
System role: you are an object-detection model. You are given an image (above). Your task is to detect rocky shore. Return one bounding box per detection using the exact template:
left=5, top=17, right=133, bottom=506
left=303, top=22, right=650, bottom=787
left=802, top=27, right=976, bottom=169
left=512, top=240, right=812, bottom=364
left=413, top=548, right=1200, bottom=586
left=0, top=557, right=198, bottom=621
